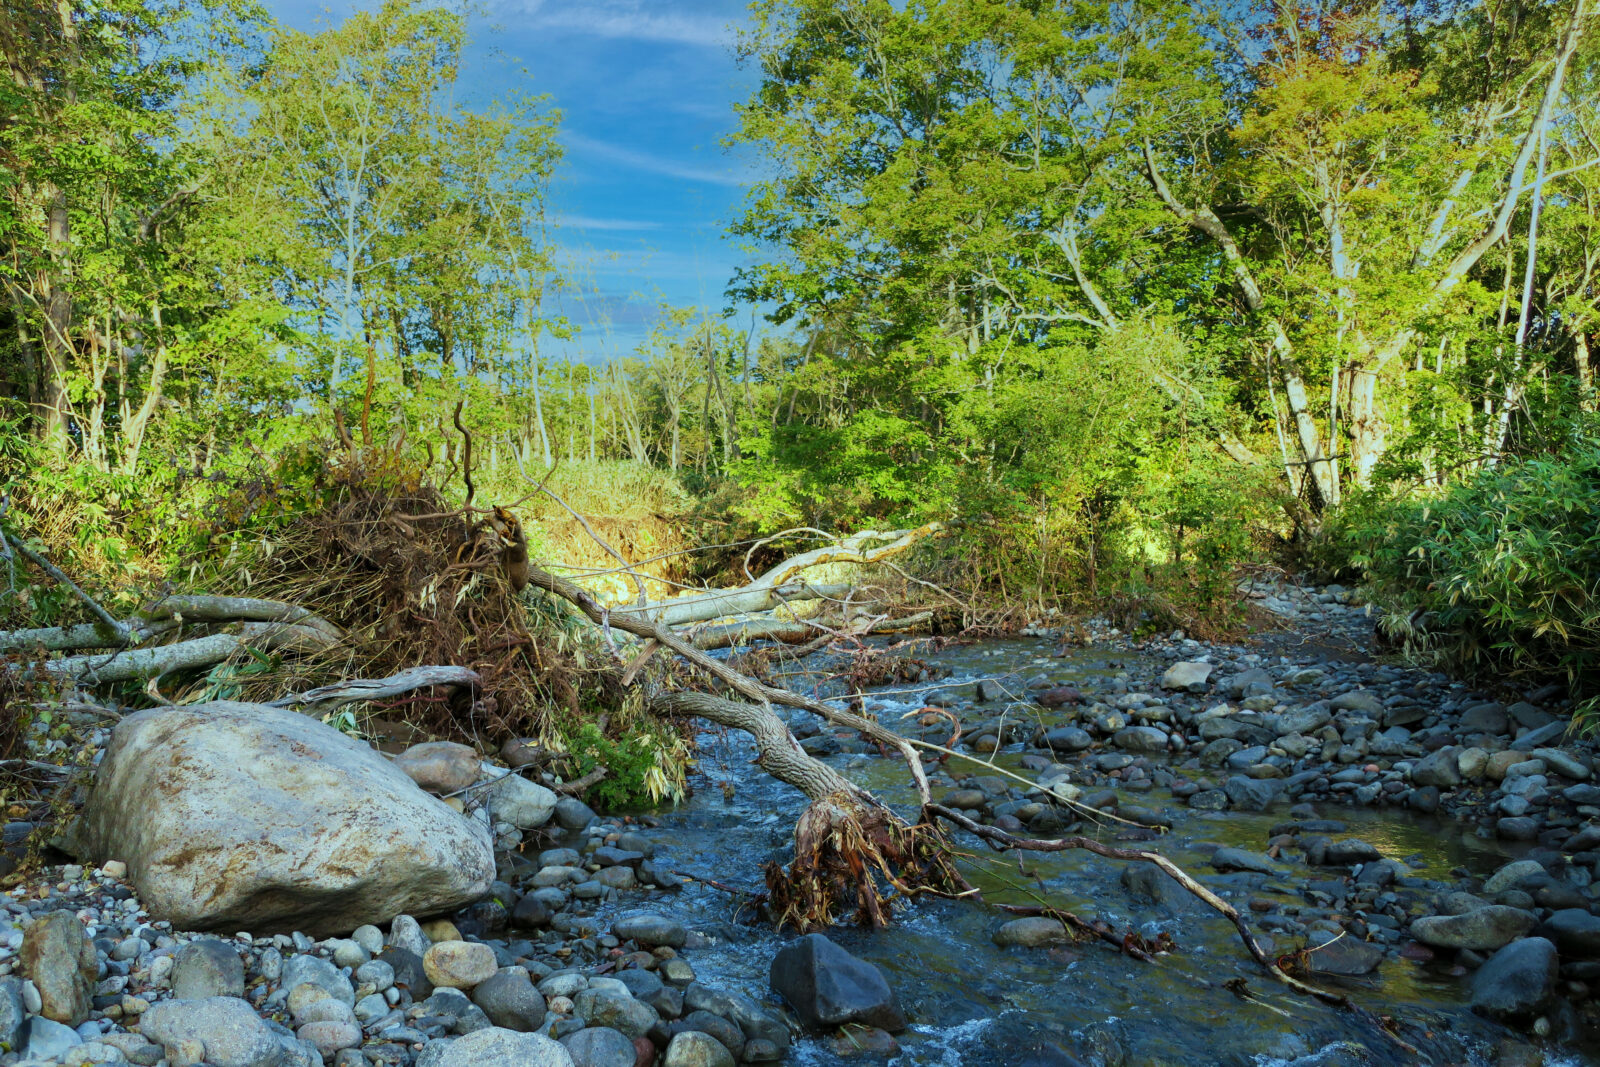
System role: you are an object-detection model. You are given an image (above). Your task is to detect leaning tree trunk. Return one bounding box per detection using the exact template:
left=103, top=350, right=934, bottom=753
left=651, top=690, right=968, bottom=927
left=525, top=563, right=965, bottom=926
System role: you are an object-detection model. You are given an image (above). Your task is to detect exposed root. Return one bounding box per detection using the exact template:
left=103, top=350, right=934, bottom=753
left=765, top=790, right=972, bottom=929
left=205, top=451, right=642, bottom=751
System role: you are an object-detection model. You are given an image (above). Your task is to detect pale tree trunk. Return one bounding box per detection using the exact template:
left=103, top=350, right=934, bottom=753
left=1360, top=0, right=1589, bottom=429
left=1486, top=122, right=1552, bottom=466
left=588, top=386, right=597, bottom=462
left=1140, top=141, right=1338, bottom=508
left=1575, top=327, right=1595, bottom=411
left=39, top=190, right=74, bottom=451
left=121, top=301, right=169, bottom=472
left=1343, top=365, right=1384, bottom=488
left=528, top=334, right=552, bottom=468
left=610, top=365, right=649, bottom=464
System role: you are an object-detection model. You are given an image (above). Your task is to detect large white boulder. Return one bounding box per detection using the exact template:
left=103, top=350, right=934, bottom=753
left=72, top=702, right=494, bottom=936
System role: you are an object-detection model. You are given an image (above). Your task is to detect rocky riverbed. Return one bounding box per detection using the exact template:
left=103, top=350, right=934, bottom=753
left=1, top=577, right=1598, bottom=1066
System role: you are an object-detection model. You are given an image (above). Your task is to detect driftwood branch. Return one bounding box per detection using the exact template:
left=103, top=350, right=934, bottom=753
left=612, top=523, right=946, bottom=626
left=269, top=665, right=481, bottom=714
left=0, top=619, right=177, bottom=653
left=0, top=595, right=339, bottom=653
left=614, top=582, right=854, bottom=627
left=141, top=595, right=342, bottom=638
left=34, top=621, right=338, bottom=685
left=553, top=766, right=609, bottom=796
left=655, top=691, right=862, bottom=802
left=924, top=804, right=1351, bottom=1008
left=524, top=564, right=932, bottom=805
left=691, top=610, right=934, bottom=651
left=0, top=527, right=129, bottom=644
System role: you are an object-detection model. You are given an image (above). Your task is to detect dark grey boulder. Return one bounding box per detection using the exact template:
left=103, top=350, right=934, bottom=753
left=1411, top=906, right=1537, bottom=951
left=1223, top=775, right=1283, bottom=812
left=1409, top=747, right=1461, bottom=788
left=554, top=797, right=598, bottom=830
left=171, top=939, right=245, bottom=1000
left=1536, top=909, right=1600, bottom=959
left=769, top=933, right=905, bottom=1032
left=560, top=1026, right=637, bottom=1067
left=1306, top=937, right=1384, bottom=976
left=472, top=967, right=546, bottom=1031
left=1211, top=847, right=1279, bottom=875
left=613, top=912, right=687, bottom=949
left=1042, top=727, right=1093, bottom=753
left=1471, top=937, right=1559, bottom=1021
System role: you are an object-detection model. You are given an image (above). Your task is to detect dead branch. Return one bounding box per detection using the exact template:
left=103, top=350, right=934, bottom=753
left=0, top=618, right=177, bottom=653
left=0, top=759, right=74, bottom=777
left=924, top=804, right=1352, bottom=1008
left=612, top=522, right=946, bottom=626
left=0, top=594, right=338, bottom=653
left=654, top=691, right=861, bottom=802
left=33, top=621, right=339, bottom=685
left=0, top=526, right=129, bottom=644
left=524, top=563, right=932, bottom=805
left=268, top=665, right=481, bottom=715
left=553, top=766, right=609, bottom=796
left=690, top=610, right=933, bottom=651
left=615, top=581, right=855, bottom=627
left=453, top=400, right=476, bottom=509
left=141, top=595, right=342, bottom=639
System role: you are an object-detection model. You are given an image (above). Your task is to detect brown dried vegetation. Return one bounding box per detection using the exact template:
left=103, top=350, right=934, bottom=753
left=209, top=447, right=646, bottom=749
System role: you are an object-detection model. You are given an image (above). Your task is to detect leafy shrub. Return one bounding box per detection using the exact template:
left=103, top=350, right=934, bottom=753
left=560, top=721, right=687, bottom=811
left=1330, top=431, right=1600, bottom=715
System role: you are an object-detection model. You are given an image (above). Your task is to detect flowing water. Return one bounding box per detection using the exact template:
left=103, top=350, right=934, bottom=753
left=603, top=638, right=1597, bottom=1067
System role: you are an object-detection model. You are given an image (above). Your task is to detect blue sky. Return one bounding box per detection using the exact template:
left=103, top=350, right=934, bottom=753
left=262, top=0, right=766, bottom=360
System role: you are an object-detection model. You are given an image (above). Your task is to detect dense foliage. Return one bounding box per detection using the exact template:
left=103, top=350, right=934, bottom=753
left=1322, top=422, right=1600, bottom=713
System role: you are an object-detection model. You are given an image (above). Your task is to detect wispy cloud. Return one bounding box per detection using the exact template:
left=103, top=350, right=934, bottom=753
left=564, top=131, right=747, bottom=187
left=494, top=0, right=738, bottom=48
left=556, top=214, right=664, bottom=232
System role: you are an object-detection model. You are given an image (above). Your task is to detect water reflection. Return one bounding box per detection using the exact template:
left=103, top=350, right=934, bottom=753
left=617, top=638, right=1591, bottom=1066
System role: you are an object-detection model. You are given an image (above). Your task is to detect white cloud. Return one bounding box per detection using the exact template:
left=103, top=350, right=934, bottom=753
left=564, top=131, right=748, bottom=187
left=495, top=0, right=737, bottom=48
left=556, top=214, right=664, bottom=232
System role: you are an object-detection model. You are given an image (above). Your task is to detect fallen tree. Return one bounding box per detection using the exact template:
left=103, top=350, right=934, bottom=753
left=690, top=609, right=934, bottom=651
left=609, top=523, right=945, bottom=627
left=520, top=557, right=1359, bottom=1005
left=1, top=592, right=343, bottom=686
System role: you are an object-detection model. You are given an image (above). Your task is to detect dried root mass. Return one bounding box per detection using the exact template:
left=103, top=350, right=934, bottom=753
left=764, top=791, right=969, bottom=929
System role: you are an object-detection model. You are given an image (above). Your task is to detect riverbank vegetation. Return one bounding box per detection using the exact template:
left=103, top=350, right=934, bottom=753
left=2, top=0, right=1598, bottom=715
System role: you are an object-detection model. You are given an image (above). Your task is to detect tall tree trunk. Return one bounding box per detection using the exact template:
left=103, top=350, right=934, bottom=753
left=1486, top=122, right=1552, bottom=467
left=1575, top=327, right=1595, bottom=411
left=5, top=284, right=45, bottom=425
left=39, top=189, right=73, bottom=452
left=528, top=337, right=552, bottom=468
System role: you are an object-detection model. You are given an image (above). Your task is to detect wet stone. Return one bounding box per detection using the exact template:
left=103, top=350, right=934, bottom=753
left=1471, top=937, right=1559, bottom=1022
left=993, top=917, right=1070, bottom=947
left=1410, top=906, right=1537, bottom=951
left=769, top=933, right=906, bottom=1032
left=560, top=1025, right=636, bottom=1067
left=1306, top=937, right=1385, bottom=977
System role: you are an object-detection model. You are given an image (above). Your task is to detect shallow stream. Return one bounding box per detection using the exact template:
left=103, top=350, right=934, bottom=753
left=605, top=638, right=1596, bottom=1067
